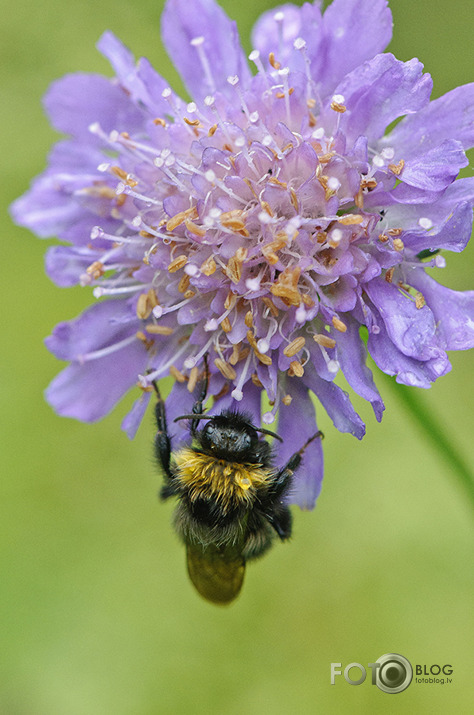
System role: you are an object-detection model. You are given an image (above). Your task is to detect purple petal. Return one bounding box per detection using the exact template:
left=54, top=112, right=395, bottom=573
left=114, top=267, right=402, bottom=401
left=333, top=54, right=432, bottom=143
left=336, top=316, right=385, bottom=421
left=251, top=3, right=323, bottom=75
left=303, top=362, right=366, bottom=439
left=161, top=0, right=250, bottom=102
left=409, top=270, right=474, bottom=351
left=402, top=201, right=473, bottom=254
left=122, top=391, right=152, bottom=439
left=45, top=300, right=138, bottom=360
left=97, top=31, right=176, bottom=116
left=383, top=83, right=474, bottom=155
left=277, top=378, right=323, bottom=510
left=44, top=74, right=145, bottom=142
left=367, top=314, right=451, bottom=387
left=365, top=279, right=441, bottom=360
left=164, top=380, right=199, bottom=447
left=45, top=245, right=99, bottom=286
left=315, top=0, right=393, bottom=96
left=401, top=139, right=467, bottom=192
left=46, top=341, right=148, bottom=422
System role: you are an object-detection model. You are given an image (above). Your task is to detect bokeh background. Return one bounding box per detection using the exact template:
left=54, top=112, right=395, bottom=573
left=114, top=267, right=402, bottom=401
left=1, top=0, right=473, bottom=712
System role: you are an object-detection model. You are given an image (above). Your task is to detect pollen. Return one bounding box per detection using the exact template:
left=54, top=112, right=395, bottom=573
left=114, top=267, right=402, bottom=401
left=393, top=238, right=405, bottom=251
left=245, top=311, right=253, bottom=328
left=214, top=358, right=237, bottom=380
left=268, top=52, right=281, bottom=70
left=166, top=207, right=198, bottom=232
left=270, top=267, right=302, bottom=306
left=415, top=291, right=426, bottom=309
left=200, top=256, right=217, bottom=275
left=225, top=256, right=242, bottom=284
left=145, top=324, right=174, bottom=335
left=331, top=316, right=347, bottom=333
left=282, top=394, right=292, bottom=406
left=153, top=117, right=166, bottom=126
left=313, top=333, right=336, bottom=349
left=168, top=255, right=188, bottom=273
left=136, top=292, right=152, bottom=319
left=221, top=317, right=232, bottom=333
left=385, top=267, right=395, bottom=283
left=86, top=261, right=105, bottom=279
left=169, top=365, right=186, bottom=382
left=388, top=159, right=405, bottom=176
left=187, top=365, right=199, bottom=393
left=288, top=360, right=304, bottom=377
left=185, top=219, right=206, bottom=237
left=283, top=336, right=306, bottom=357
left=338, top=214, right=363, bottom=226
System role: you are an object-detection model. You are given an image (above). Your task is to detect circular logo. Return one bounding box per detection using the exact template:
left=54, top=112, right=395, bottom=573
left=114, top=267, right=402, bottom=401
left=375, top=653, right=413, bottom=694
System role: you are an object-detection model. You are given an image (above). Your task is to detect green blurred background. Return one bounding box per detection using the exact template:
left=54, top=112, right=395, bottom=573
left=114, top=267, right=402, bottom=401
left=1, top=0, right=473, bottom=712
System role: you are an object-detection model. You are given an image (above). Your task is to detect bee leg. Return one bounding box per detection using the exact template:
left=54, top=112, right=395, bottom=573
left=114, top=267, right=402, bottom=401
left=149, top=373, right=176, bottom=498
left=270, top=431, right=324, bottom=500
left=265, top=507, right=292, bottom=541
left=190, top=353, right=209, bottom=438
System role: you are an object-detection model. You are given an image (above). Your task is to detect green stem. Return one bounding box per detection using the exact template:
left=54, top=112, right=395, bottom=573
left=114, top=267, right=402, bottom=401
left=385, top=377, right=474, bottom=511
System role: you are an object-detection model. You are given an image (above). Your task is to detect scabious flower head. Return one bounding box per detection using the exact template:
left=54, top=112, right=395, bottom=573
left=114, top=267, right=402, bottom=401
left=11, top=0, right=474, bottom=507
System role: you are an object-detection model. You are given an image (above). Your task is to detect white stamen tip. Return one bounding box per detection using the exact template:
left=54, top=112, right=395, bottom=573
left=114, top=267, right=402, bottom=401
left=245, top=277, right=261, bottom=291
left=435, top=254, right=446, bottom=268
left=328, top=359, right=339, bottom=374
left=258, top=211, right=273, bottom=225
left=187, top=102, right=197, bottom=114
left=257, top=339, right=269, bottom=354
left=274, top=11, right=284, bottom=21
left=418, top=217, right=433, bottom=230
left=330, top=228, right=343, bottom=244
left=278, top=67, right=290, bottom=77
left=262, top=412, right=275, bottom=425
left=161, top=87, right=172, bottom=99
left=90, top=226, right=103, bottom=240
left=249, top=50, right=260, bottom=62
left=262, top=135, right=273, bottom=146
left=88, top=122, right=100, bottom=134
left=312, top=127, right=325, bottom=139
left=131, top=215, right=142, bottom=227
left=116, top=182, right=127, bottom=195
left=204, top=170, right=216, bottom=183
left=231, top=389, right=243, bottom=401
left=295, top=306, right=307, bottom=323
left=227, top=75, right=239, bottom=86
left=152, top=305, right=163, bottom=319
left=327, top=177, right=341, bottom=191
left=184, top=357, right=197, bottom=369
left=381, top=147, right=395, bottom=159
left=184, top=263, right=199, bottom=276
left=204, top=319, right=218, bottom=331
left=204, top=95, right=215, bottom=107
left=249, top=111, right=259, bottom=123
left=373, top=155, right=385, bottom=168
left=332, top=94, right=345, bottom=104
left=97, top=162, right=110, bottom=172
left=190, top=36, right=205, bottom=47
left=137, top=374, right=150, bottom=388
left=235, top=136, right=245, bottom=148
left=93, top=287, right=104, bottom=298
left=294, top=37, right=306, bottom=50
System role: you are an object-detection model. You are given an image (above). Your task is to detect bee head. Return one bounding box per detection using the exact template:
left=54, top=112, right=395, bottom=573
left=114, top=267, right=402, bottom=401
left=200, top=413, right=259, bottom=461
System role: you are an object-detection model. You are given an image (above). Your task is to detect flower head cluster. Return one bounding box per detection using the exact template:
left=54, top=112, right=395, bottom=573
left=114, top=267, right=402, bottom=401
left=12, top=0, right=474, bottom=507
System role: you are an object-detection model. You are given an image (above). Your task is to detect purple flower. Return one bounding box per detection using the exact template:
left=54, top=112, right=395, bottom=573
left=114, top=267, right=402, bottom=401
left=11, top=0, right=474, bottom=508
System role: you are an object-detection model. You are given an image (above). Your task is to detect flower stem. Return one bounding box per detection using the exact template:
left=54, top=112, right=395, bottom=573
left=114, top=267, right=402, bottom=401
left=385, top=377, right=474, bottom=511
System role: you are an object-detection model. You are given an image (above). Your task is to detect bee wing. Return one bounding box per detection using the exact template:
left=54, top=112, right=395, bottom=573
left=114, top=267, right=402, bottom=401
left=186, top=542, right=245, bottom=605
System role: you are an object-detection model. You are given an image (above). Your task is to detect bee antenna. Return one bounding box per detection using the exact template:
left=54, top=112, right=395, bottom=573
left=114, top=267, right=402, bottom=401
left=173, top=414, right=211, bottom=423
left=256, top=427, right=283, bottom=442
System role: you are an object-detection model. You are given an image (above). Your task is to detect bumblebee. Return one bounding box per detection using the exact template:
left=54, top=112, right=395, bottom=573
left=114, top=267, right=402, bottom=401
left=152, top=358, right=322, bottom=605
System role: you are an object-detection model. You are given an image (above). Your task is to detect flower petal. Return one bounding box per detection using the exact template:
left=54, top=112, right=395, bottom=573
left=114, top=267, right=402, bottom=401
left=161, top=0, right=250, bottom=102
left=382, top=83, right=474, bottom=155
left=367, top=314, right=451, bottom=387
left=336, top=316, right=385, bottom=421
left=401, top=139, right=467, bottom=192
left=333, top=54, right=432, bottom=143
left=44, top=74, right=145, bottom=142
left=409, top=269, right=474, bottom=351
left=277, top=377, right=323, bottom=510
left=365, top=278, right=442, bottom=360
left=122, top=391, right=152, bottom=439
left=401, top=200, right=473, bottom=254
left=303, top=362, right=366, bottom=439
left=45, top=300, right=138, bottom=360
left=315, top=0, right=392, bottom=96
left=46, top=341, right=148, bottom=422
